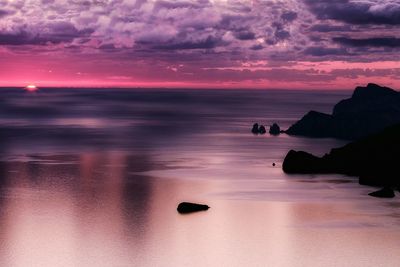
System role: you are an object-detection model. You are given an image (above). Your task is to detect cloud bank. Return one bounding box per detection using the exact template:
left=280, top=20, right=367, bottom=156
left=0, top=0, right=399, bottom=88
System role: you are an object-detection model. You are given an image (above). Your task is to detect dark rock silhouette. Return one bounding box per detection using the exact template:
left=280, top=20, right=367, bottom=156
left=269, top=123, right=281, bottom=135
left=177, top=202, right=210, bottom=214
left=282, top=150, right=328, bottom=174
left=252, top=123, right=259, bottom=134
left=368, top=187, right=395, bottom=198
left=286, top=83, right=400, bottom=140
left=285, top=111, right=333, bottom=138
left=283, top=123, right=400, bottom=188
left=359, top=175, right=384, bottom=187
left=251, top=123, right=266, bottom=134
left=259, top=125, right=266, bottom=134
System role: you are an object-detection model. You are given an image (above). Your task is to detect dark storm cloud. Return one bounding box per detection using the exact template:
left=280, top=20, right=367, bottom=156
left=153, top=0, right=205, bottom=10
left=266, top=21, right=293, bottom=45
left=275, top=30, right=290, bottom=40
left=0, top=22, right=93, bottom=45
left=250, top=44, right=264, bottom=50
left=0, top=9, right=11, bottom=18
left=153, top=36, right=220, bottom=50
left=233, top=30, right=256, bottom=40
left=304, top=0, right=400, bottom=25
left=304, top=46, right=350, bottom=56
left=0, top=32, right=28, bottom=45
left=310, top=24, right=353, bottom=32
left=333, top=37, right=400, bottom=47
left=281, top=11, right=298, bottom=22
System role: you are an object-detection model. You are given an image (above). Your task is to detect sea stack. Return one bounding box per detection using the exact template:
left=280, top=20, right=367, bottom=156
left=259, top=125, right=266, bottom=134
left=269, top=123, right=281, bottom=135
left=252, top=123, right=260, bottom=134
left=251, top=123, right=267, bottom=135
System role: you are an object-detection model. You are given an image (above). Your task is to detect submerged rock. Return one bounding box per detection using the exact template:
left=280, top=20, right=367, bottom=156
left=177, top=202, right=210, bottom=214
left=368, top=187, right=395, bottom=198
left=269, top=123, right=281, bottom=135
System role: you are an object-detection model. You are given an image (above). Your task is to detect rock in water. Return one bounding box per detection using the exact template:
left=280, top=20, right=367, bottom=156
left=368, top=187, right=395, bottom=198
left=285, top=111, right=332, bottom=138
left=282, top=150, right=329, bottom=174
left=252, top=123, right=259, bottom=134
left=259, top=125, right=266, bottom=134
left=359, top=175, right=384, bottom=187
left=282, top=123, right=400, bottom=187
left=285, top=83, right=400, bottom=140
left=251, top=123, right=266, bottom=134
left=269, top=123, right=281, bottom=135
left=177, top=202, right=210, bottom=213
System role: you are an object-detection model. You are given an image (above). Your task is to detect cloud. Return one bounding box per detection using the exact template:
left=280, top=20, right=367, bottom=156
left=233, top=29, right=256, bottom=40
left=0, top=0, right=305, bottom=53
left=333, top=37, right=400, bottom=47
left=250, top=44, right=264, bottom=50
left=304, top=0, right=400, bottom=25
left=0, top=0, right=399, bottom=88
left=281, top=11, right=298, bottom=22
left=310, top=24, right=353, bottom=32
left=0, top=9, right=11, bottom=18
left=304, top=46, right=350, bottom=56
left=0, top=21, right=93, bottom=45
left=275, top=30, right=290, bottom=40
left=153, top=36, right=220, bottom=50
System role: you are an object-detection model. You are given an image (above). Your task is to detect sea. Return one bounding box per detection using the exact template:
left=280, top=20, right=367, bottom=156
left=0, top=88, right=399, bottom=267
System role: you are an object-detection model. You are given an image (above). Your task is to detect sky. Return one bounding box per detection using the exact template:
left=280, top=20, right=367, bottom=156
left=0, top=0, right=399, bottom=89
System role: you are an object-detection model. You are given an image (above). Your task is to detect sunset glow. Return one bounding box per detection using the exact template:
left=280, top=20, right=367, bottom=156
left=2, top=2, right=400, bottom=267
left=24, top=84, right=38, bottom=92
left=0, top=0, right=399, bottom=89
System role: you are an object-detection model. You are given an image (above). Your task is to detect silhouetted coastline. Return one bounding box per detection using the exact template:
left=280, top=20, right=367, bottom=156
left=283, top=83, right=400, bottom=197
left=283, top=123, right=400, bottom=194
left=285, top=83, right=400, bottom=140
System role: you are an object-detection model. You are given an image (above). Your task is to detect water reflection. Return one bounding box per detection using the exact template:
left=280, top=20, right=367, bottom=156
left=0, top=88, right=351, bottom=155
left=0, top=150, right=399, bottom=267
left=0, top=89, right=400, bottom=266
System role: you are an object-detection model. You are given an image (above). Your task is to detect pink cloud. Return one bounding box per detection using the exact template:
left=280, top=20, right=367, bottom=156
left=0, top=0, right=399, bottom=89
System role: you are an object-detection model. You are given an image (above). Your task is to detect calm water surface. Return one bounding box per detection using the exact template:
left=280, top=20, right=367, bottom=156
left=0, top=88, right=399, bottom=267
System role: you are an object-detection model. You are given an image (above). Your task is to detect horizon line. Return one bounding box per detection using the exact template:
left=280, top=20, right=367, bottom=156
left=0, top=85, right=359, bottom=91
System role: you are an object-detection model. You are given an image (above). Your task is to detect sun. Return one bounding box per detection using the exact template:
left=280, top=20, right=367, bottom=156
left=25, top=84, right=39, bottom=92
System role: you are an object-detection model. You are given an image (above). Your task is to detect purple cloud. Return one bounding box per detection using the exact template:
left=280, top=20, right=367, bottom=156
left=281, top=11, right=298, bottom=22
left=0, top=0, right=399, bottom=88
left=304, top=46, right=351, bottom=57
left=304, top=0, right=400, bottom=25
left=333, top=37, right=400, bottom=47
left=0, top=20, right=93, bottom=45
